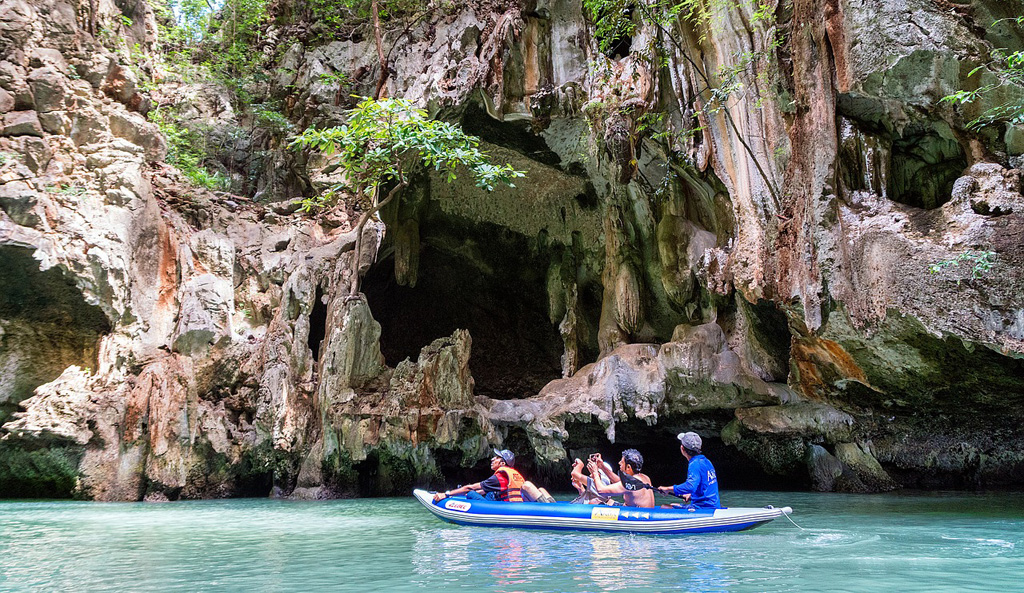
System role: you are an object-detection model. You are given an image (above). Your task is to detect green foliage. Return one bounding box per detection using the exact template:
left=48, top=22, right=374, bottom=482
left=306, top=0, right=424, bottom=42
left=0, top=445, right=83, bottom=499
left=93, top=12, right=137, bottom=52
left=151, top=108, right=231, bottom=190
left=585, top=0, right=773, bottom=54
left=97, top=24, right=126, bottom=49
left=942, top=16, right=1024, bottom=130
left=45, top=183, right=87, bottom=197
left=582, top=0, right=782, bottom=204
left=583, top=0, right=636, bottom=55
left=253, top=104, right=295, bottom=136
left=156, top=0, right=423, bottom=83
left=161, top=0, right=213, bottom=46
left=317, top=71, right=350, bottom=86
left=290, top=97, right=524, bottom=211
left=317, top=70, right=353, bottom=97
left=154, top=0, right=271, bottom=93
left=636, top=111, right=668, bottom=140
left=152, top=0, right=214, bottom=80
left=215, top=0, right=272, bottom=77
left=928, top=250, right=997, bottom=285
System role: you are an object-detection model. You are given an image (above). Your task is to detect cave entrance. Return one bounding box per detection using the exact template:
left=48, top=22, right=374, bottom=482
left=560, top=416, right=801, bottom=492
left=889, top=126, right=966, bottom=209
left=362, top=216, right=564, bottom=400
left=308, top=285, right=328, bottom=364
left=837, top=108, right=967, bottom=209
left=0, top=246, right=111, bottom=423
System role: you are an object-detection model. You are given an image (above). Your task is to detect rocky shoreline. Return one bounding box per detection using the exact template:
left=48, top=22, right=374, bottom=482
left=1, top=0, right=1022, bottom=500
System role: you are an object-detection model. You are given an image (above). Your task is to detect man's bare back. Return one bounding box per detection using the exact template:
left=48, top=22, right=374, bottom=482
left=624, top=472, right=655, bottom=508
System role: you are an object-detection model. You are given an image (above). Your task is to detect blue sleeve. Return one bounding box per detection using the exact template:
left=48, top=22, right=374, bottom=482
left=479, top=474, right=502, bottom=493
left=672, top=464, right=700, bottom=497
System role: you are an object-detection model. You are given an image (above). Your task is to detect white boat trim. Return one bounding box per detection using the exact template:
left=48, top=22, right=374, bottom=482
left=412, top=489, right=792, bottom=533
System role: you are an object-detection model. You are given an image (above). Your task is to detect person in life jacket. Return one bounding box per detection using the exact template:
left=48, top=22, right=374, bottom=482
left=656, top=432, right=722, bottom=509
left=433, top=449, right=556, bottom=503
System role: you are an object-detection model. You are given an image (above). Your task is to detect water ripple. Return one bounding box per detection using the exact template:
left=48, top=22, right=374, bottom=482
left=2, top=491, right=1024, bottom=592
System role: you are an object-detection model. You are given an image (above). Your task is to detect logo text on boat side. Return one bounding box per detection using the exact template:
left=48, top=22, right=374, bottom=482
left=444, top=500, right=472, bottom=512
left=591, top=507, right=621, bottom=521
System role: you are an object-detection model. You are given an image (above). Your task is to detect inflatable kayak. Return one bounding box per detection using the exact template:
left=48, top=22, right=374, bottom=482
left=412, top=489, right=792, bottom=534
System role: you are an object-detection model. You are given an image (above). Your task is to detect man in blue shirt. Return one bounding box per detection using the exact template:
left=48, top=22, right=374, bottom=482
left=657, top=432, right=721, bottom=508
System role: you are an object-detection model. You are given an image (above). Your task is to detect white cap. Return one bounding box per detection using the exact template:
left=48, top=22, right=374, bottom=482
left=677, top=432, right=702, bottom=452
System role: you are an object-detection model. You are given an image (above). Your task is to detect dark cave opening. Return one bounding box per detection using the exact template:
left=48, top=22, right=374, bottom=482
left=354, top=449, right=420, bottom=496
left=0, top=443, right=84, bottom=499
left=889, top=127, right=967, bottom=209
left=0, top=246, right=111, bottom=424
left=737, top=298, right=793, bottom=383
left=424, top=415, right=809, bottom=499
left=362, top=218, right=565, bottom=400
left=307, top=286, right=328, bottom=364
left=460, top=102, right=562, bottom=166
left=552, top=417, right=803, bottom=494
left=837, top=106, right=967, bottom=209
left=605, top=34, right=633, bottom=61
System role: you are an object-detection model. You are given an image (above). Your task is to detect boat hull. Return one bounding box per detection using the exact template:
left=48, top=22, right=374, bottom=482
left=412, top=489, right=791, bottom=534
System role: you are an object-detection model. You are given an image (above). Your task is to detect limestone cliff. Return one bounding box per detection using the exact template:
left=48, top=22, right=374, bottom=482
left=1, top=0, right=1023, bottom=499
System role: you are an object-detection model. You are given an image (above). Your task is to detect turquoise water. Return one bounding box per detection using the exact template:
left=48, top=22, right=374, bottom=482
left=1, top=491, right=1022, bottom=592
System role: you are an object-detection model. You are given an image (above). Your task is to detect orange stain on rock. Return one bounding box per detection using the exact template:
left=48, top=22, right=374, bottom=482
left=791, top=336, right=869, bottom=398
left=156, top=223, right=178, bottom=312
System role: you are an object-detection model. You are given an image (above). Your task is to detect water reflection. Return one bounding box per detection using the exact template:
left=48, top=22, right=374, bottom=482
left=6, top=492, right=1024, bottom=592
left=588, top=534, right=670, bottom=590
left=411, top=528, right=472, bottom=578
left=589, top=535, right=629, bottom=589
left=684, top=541, right=731, bottom=593
left=412, top=524, right=735, bottom=593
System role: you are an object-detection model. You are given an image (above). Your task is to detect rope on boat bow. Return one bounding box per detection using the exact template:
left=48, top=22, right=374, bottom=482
left=768, top=506, right=805, bottom=530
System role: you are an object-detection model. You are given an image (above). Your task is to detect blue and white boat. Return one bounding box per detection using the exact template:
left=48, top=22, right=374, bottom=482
left=412, top=489, right=792, bottom=534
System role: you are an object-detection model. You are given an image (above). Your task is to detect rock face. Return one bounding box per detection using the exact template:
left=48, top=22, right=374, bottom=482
left=1, top=0, right=1023, bottom=499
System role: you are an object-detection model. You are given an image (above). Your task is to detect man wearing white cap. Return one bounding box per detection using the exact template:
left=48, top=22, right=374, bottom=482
left=656, top=432, right=721, bottom=509
left=433, top=449, right=556, bottom=503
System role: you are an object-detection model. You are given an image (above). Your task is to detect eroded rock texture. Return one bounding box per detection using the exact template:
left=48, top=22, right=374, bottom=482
left=1, top=0, right=1023, bottom=499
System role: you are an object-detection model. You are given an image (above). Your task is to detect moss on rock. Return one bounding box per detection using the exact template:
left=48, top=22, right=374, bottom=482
left=0, top=444, right=83, bottom=499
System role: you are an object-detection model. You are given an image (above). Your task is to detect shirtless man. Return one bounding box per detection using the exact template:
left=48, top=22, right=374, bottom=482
left=588, top=449, right=655, bottom=508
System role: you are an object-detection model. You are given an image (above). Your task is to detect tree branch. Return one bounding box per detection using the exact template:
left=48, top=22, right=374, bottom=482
left=349, top=167, right=408, bottom=294
left=372, top=0, right=389, bottom=99
left=638, top=3, right=781, bottom=209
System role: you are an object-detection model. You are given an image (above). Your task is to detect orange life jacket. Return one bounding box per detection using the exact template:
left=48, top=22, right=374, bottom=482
left=495, top=466, right=525, bottom=502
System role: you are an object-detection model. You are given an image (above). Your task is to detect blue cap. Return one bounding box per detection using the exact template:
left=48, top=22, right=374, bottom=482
left=493, top=449, right=515, bottom=466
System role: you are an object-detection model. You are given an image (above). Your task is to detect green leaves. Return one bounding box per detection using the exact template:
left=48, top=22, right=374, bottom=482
left=941, top=90, right=982, bottom=106
left=942, top=20, right=1024, bottom=130
left=928, top=250, right=997, bottom=286
left=306, top=0, right=423, bottom=43
left=151, top=107, right=231, bottom=191
left=583, top=0, right=637, bottom=55
left=154, top=0, right=272, bottom=95
left=290, top=98, right=525, bottom=210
